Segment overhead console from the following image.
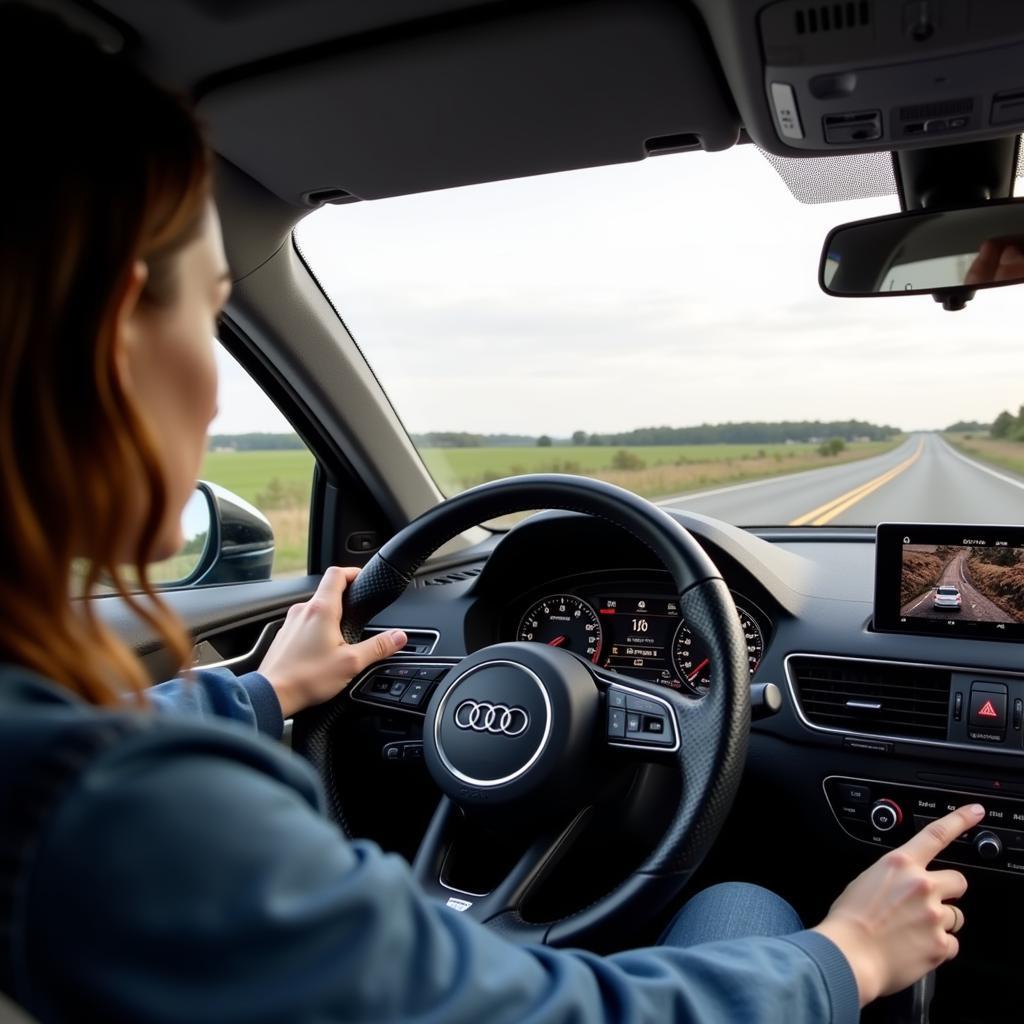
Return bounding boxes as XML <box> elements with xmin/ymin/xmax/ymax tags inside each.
<box><xmin>762</xmin><ymin>0</ymin><xmax>1024</xmax><ymax>150</ymax></box>
<box><xmin>699</xmin><ymin>0</ymin><xmax>1024</xmax><ymax>155</ymax></box>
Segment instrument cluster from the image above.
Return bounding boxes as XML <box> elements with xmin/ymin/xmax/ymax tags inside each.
<box><xmin>509</xmin><ymin>575</ymin><xmax>769</xmax><ymax>696</ymax></box>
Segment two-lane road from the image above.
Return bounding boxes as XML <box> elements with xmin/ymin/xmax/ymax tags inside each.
<box><xmin>901</xmin><ymin>550</ymin><xmax>1013</xmax><ymax>623</ymax></box>
<box><xmin>660</xmin><ymin>433</ymin><xmax>1024</xmax><ymax>526</ymax></box>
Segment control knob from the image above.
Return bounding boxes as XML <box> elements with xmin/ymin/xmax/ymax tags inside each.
<box><xmin>974</xmin><ymin>831</ymin><xmax>1002</xmax><ymax>861</ymax></box>
<box><xmin>869</xmin><ymin>799</ymin><xmax>903</xmax><ymax>833</ymax></box>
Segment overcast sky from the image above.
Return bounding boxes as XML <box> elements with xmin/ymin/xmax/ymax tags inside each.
<box><xmin>212</xmin><ymin>145</ymin><xmax>1024</xmax><ymax>437</ymax></box>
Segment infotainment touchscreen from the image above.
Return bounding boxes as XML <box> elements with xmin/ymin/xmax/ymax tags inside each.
<box><xmin>874</xmin><ymin>523</ymin><xmax>1024</xmax><ymax>640</ymax></box>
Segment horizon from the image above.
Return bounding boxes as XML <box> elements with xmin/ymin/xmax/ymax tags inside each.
<box><xmin>208</xmin><ymin>423</ymin><xmax>963</xmax><ymax>441</ymax></box>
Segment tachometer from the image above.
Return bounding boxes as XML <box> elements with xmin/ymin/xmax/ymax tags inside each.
<box><xmin>517</xmin><ymin>595</ymin><xmax>603</xmax><ymax>663</ymax></box>
<box><xmin>671</xmin><ymin>605</ymin><xmax>765</xmax><ymax>694</ymax></box>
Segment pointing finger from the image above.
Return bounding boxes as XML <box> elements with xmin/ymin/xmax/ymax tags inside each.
<box><xmin>901</xmin><ymin>805</ymin><xmax>986</xmax><ymax>865</ymax></box>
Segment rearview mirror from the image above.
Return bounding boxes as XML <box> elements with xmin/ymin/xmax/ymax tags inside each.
<box><xmin>820</xmin><ymin>198</ymin><xmax>1024</xmax><ymax>311</ymax></box>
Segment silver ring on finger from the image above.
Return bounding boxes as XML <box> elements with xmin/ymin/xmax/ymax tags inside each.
<box><xmin>946</xmin><ymin>905</ymin><xmax>964</xmax><ymax>934</ymax></box>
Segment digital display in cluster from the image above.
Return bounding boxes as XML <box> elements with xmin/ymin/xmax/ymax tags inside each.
<box><xmin>597</xmin><ymin>596</ymin><xmax>681</xmax><ymax>686</ymax></box>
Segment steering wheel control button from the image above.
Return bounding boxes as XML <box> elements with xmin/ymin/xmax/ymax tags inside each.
<box><xmin>400</xmin><ymin>681</ymin><xmax>429</xmax><ymax>706</ymax></box>
<box><xmin>607</xmin><ymin>707</ymin><xmax>626</xmax><ymax>737</ymax></box>
<box><xmin>381</xmin><ymin>741</ymin><xmax>424</xmax><ymax>762</ymax></box>
<box><xmin>608</xmin><ymin>689</ymin><xmax>627</xmax><ymax>710</ymax></box>
<box><xmin>607</xmin><ymin>696</ymin><xmax>674</xmax><ymax>747</ymax></box>
<box><xmin>414</xmin><ymin>667</ymin><xmax>445</xmax><ymax>681</ymax></box>
<box><xmin>381</xmin><ymin>665</ymin><xmax>417</xmax><ymax>679</ymax></box>
<box><xmin>975</xmin><ymin>831</ymin><xmax>1003</xmax><ymax>861</ymax></box>
<box><xmin>625</xmin><ymin>694</ymin><xmax>662</xmax><ymax>717</ymax></box>
<box><xmin>433</xmin><ymin>660</ymin><xmax>552</xmax><ymax>787</ymax></box>
<box><xmin>869</xmin><ymin>799</ymin><xmax>903</xmax><ymax>833</ymax></box>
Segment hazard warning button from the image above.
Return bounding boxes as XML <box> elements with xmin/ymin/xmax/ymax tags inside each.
<box><xmin>969</xmin><ymin>684</ymin><xmax>1007</xmax><ymax>732</ymax></box>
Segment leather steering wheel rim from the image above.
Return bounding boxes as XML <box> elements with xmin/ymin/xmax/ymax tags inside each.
<box><xmin>291</xmin><ymin>474</ymin><xmax>750</xmax><ymax>948</ymax></box>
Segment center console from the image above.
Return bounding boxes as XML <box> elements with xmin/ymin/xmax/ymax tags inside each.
<box><xmin>812</xmin><ymin>523</ymin><xmax>1024</xmax><ymax>877</ymax></box>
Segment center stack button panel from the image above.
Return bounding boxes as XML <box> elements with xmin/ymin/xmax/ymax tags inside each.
<box><xmin>824</xmin><ymin>776</ymin><xmax>1024</xmax><ymax>876</ymax></box>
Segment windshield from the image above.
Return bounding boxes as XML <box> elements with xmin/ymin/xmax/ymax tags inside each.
<box><xmin>295</xmin><ymin>145</ymin><xmax>1024</xmax><ymax>527</ymax></box>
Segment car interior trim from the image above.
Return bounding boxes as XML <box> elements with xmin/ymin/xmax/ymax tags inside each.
<box><xmin>193</xmin><ymin>619</ymin><xmax>283</xmax><ymax>672</ymax></box>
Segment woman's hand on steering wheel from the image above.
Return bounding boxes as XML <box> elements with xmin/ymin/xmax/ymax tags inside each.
<box><xmin>258</xmin><ymin>566</ymin><xmax>407</xmax><ymax>718</ymax></box>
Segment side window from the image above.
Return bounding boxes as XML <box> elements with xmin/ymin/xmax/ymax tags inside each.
<box><xmin>148</xmin><ymin>344</ymin><xmax>315</xmax><ymax>586</ymax></box>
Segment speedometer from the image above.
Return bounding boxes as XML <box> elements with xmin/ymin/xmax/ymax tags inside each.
<box><xmin>671</xmin><ymin>605</ymin><xmax>765</xmax><ymax>694</ymax></box>
<box><xmin>517</xmin><ymin>595</ymin><xmax>603</xmax><ymax>663</ymax></box>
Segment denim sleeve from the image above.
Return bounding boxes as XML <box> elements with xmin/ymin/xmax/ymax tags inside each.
<box><xmin>147</xmin><ymin>669</ymin><xmax>284</xmax><ymax>739</ymax></box>
<box><xmin>18</xmin><ymin>726</ymin><xmax>857</xmax><ymax>1024</ymax></box>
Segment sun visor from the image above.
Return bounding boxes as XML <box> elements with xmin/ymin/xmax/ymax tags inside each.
<box><xmin>198</xmin><ymin>0</ymin><xmax>740</xmax><ymax>205</ymax></box>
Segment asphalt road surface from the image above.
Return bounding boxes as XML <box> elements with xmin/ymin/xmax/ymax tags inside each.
<box><xmin>900</xmin><ymin>549</ymin><xmax>1014</xmax><ymax>623</ymax></box>
<box><xmin>660</xmin><ymin>433</ymin><xmax>1024</xmax><ymax>527</ymax></box>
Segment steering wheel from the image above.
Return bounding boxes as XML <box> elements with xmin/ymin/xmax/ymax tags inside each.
<box><xmin>292</xmin><ymin>475</ymin><xmax>750</xmax><ymax>949</ymax></box>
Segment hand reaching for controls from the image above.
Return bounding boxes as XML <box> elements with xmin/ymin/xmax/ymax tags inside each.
<box><xmin>814</xmin><ymin>803</ymin><xmax>984</xmax><ymax>1007</ymax></box>
<box><xmin>258</xmin><ymin>566</ymin><xmax>407</xmax><ymax>718</ymax></box>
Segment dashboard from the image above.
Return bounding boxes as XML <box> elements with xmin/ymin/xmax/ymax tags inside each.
<box><xmin>350</xmin><ymin>506</ymin><xmax>1024</xmax><ymax>1017</ymax></box>
<box><xmin>504</xmin><ymin>575</ymin><xmax>769</xmax><ymax>696</ymax></box>
<box><xmin>364</xmin><ymin>508</ymin><xmax>1024</xmax><ymax>879</ymax></box>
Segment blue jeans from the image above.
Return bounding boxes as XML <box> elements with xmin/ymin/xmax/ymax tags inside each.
<box><xmin>660</xmin><ymin>882</ymin><xmax>804</xmax><ymax>947</ymax></box>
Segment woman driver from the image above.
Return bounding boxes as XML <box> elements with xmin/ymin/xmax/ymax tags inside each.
<box><xmin>0</xmin><ymin>7</ymin><xmax>980</xmax><ymax>1022</ymax></box>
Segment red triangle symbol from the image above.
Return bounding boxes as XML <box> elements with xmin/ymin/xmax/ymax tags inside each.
<box><xmin>978</xmin><ymin>699</ymin><xmax>999</xmax><ymax>719</ymax></box>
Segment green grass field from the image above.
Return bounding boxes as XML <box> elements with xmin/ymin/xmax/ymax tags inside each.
<box><xmin>202</xmin><ymin>449</ymin><xmax>316</xmax><ymax>502</ymax></box>
<box><xmin>419</xmin><ymin>440</ymin><xmax>902</xmax><ymax>496</ymax></box>
<box><xmin>201</xmin><ymin>450</ymin><xmax>315</xmax><ymax>576</ymax></box>
<box><xmin>195</xmin><ymin>440</ymin><xmax>901</xmax><ymax>575</ymax></box>
<box><xmin>944</xmin><ymin>433</ymin><xmax>1024</xmax><ymax>476</ymax></box>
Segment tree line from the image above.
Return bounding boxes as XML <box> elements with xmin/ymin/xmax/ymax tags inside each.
<box><xmin>437</xmin><ymin>421</ymin><xmax>899</xmax><ymax>448</ymax></box>
<box><xmin>947</xmin><ymin>409</ymin><xmax>1024</xmax><ymax>440</ymax></box>
<box><xmin>212</xmin><ymin>421</ymin><xmax>901</xmax><ymax>451</ymax></box>
<box><xmin>208</xmin><ymin>433</ymin><xmax>305</xmax><ymax>451</ymax></box>
<box><xmin>989</xmin><ymin>408</ymin><xmax>1024</xmax><ymax>441</ymax></box>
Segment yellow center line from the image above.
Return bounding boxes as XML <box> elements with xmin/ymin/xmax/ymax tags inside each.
<box><xmin>788</xmin><ymin>441</ymin><xmax>924</xmax><ymax>527</ymax></box>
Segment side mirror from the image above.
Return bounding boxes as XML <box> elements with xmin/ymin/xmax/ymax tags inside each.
<box><xmin>151</xmin><ymin>482</ymin><xmax>275</xmax><ymax>588</ymax></box>
<box><xmin>820</xmin><ymin>197</ymin><xmax>1024</xmax><ymax>311</ymax></box>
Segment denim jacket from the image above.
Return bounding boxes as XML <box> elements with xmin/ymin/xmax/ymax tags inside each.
<box><xmin>0</xmin><ymin>664</ymin><xmax>857</xmax><ymax>1023</ymax></box>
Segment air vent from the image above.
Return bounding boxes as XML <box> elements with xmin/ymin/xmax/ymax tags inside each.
<box><xmin>898</xmin><ymin>98</ymin><xmax>974</xmax><ymax>122</ymax></box>
<box><xmin>795</xmin><ymin>2</ymin><xmax>871</xmax><ymax>35</ymax></box>
<box><xmin>423</xmin><ymin>566</ymin><xmax>483</xmax><ymax>587</ymax></box>
<box><xmin>362</xmin><ymin>627</ymin><xmax>438</xmax><ymax>655</ymax></box>
<box><xmin>789</xmin><ymin>657</ymin><xmax>951</xmax><ymax>741</ymax></box>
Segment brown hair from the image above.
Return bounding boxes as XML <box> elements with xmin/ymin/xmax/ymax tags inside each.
<box><xmin>0</xmin><ymin>6</ymin><xmax>211</xmax><ymax>703</ymax></box>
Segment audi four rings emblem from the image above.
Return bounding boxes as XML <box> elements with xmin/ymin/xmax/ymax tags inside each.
<box><xmin>454</xmin><ymin>700</ymin><xmax>530</xmax><ymax>737</ymax></box>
